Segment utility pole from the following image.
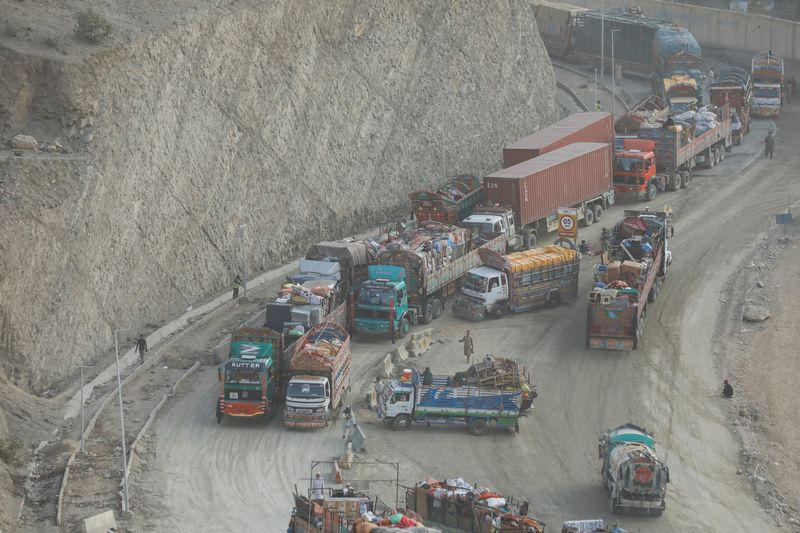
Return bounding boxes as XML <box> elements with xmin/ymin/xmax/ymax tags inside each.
<box><xmin>611</xmin><ymin>29</ymin><xmax>620</xmax><ymax>118</ymax></box>
<box><xmin>600</xmin><ymin>0</ymin><xmax>605</xmax><ymax>78</ymax></box>
<box><xmin>440</xmin><ymin>92</ymin><xmax>446</xmax><ymax>183</ymax></box>
<box><xmin>239</xmin><ymin>224</ymin><xmax>248</xmax><ymax>298</ymax></box>
<box><xmin>75</xmin><ymin>364</ymin><xmax>93</xmax><ymax>453</ymax></box>
<box><xmin>113</xmin><ymin>327</ymin><xmax>130</xmax><ymax>513</ymax></box>
<box><xmin>594</xmin><ymin>68</ymin><xmax>598</xmax><ymax>110</ymax></box>
<box><xmin>472</xmin><ymin>133</ymin><xmax>481</xmax><ymax>180</ymax></box>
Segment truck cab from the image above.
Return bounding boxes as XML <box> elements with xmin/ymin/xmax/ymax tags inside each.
<box><xmin>613</xmin><ymin>142</ymin><xmax>658</xmax><ymax>201</ymax></box>
<box><xmin>284</xmin><ymin>375</ymin><xmax>331</xmax><ymax>426</ymax></box>
<box><xmin>375</xmin><ymin>378</ymin><xmax>414</xmax><ymax>426</ymax></box>
<box><xmin>457</xmin><ymin>266</ymin><xmax>509</xmax><ymax>319</ymax></box>
<box><xmin>354</xmin><ymin>266</ymin><xmax>412</xmax><ymax>338</ymax></box>
<box><xmin>461</xmin><ymin>207</ymin><xmax>520</xmax><ymax>249</ymax></box>
<box><xmin>752</xmin><ymin>83</ymin><xmax>782</xmax><ymax>116</ymax></box>
<box><xmin>217</xmin><ymin>338</ymin><xmax>275</xmax><ymax>423</ymax></box>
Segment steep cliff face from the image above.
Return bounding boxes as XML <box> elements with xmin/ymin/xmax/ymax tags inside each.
<box><xmin>0</xmin><ymin>0</ymin><xmax>557</xmax><ymax>391</ymax></box>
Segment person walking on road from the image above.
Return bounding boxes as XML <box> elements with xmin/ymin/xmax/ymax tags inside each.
<box><xmin>135</xmin><ymin>333</ymin><xmax>148</xmax><ymax>364</ymax></box>
<box><xmin>232</xmin><ymin>274</ymin><xmax>242</xmax><ymax>299</ymax></box>
<box><xmin>342</xmin><ymin>405</ymin><xmax>354</xmax><ymax>439</ymax></box>
<box><xmin>460</xmin><ymin>330</ymin><xmax>475</xmax><ymax>365</ymax></box>
<box><xmin>595</xmin><ymin>100</ymin><xmax>603</xmax><ymax>112</ymax></box>
<box><xmin>765</xmin><ymin>131</ymin><xmax>775</xmax><ymax>160</ymax></box>
<box><xmin>311</xmin><ymin>472</ymin><xmax>324</xmax><ymax>502</ymax></box>
<box><xmin>722</xmin><ymin>379</ymin><xmax>734</xmax><ymax>399</ymax></box>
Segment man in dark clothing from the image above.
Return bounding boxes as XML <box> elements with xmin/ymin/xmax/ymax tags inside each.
<box><xmin>422</xmin><ymin>367</ymin><xmax>433</xmax><ymax>385</ymax></box>
<box><xmin>135</xmin><ymin>334</ymin><xmax>148</xmax><ymax>364</ymax></box>
<box><xmin>765</xmin><ymin>132</ymin><xmax>775</xmax><ymax>159</ymax></box>
<box><xmin>579</xmin><ymin>240</ymin><xmax>590</xmax><ymax>257</ymax></box>
<box><xmin>722</xmin><ymin>379</ymin><xmax>734</xmax><ymax>399</ymax></box>
<box><xmin>232</xmin><ymin>274</ymin><xmax>242</xmax><ymax>299</ymax></box>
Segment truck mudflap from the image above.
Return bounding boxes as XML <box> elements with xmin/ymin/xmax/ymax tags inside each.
<box><xmin>219</xmin><ymin>400</ymin><xmax>267</xmax><ymax>417</ymax></box>
<box><xmin>618</xmin><ymin>497</ymin><xmax>665</xmax><ymax>510</ymax></box>
<box><xmin>283</xmin><ymin>406</ymin><xmax>329</xmax><ymax>429</ymax></box>
<box><xmin>588</xmin><ymin>337</ymin><xmax>635</xmax><ymax>351</ymax></box>
<box><xmin>451</xmin><ymin>295</ymin><xmax>486</xmax><ymax>321</ymax></box>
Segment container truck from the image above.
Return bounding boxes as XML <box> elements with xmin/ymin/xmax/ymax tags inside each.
<box><xmin>586</xmin><ymin>210</ymin><xmax>671</xmax><ymax>351</ymax></box>
<box><xmin>283</xmin><ymin>322</ymin><xmax>351</xmax><ymax>429</ymax></box>
<box><xmin>375</xmin><ymin>364</ymin><xmax>528</xmax><ymax>436</ymax></box>
<box><xmin>409</xmin><ymin>174</ymin><xmax>483</xmax><ymax>225</ymax></box>
<box><xmin>452</xmin><ymin>246</ymin><xmax>579</xmax><ymax>320</ymax></box>
<box><xmin>503</xmin><ymin>112</ymin><xmax>613</xmax><ymax>168</ymax></box>
<box><xmin>216</xmin><ymin>327</ymin><xmax>282</xmax><ymax>423</ymax></box>
<box><xmin>473</xmin><ymin>142</ymin><xmax>614</xmax><ymax>249</ymax></box>
<box><xmin>751</xmin><ymin>52</ymin><xmax>784</xmax><ymax>117</ymax></box>
<box><xmin>531</xmin><ymin>0</ymin><xmax>588</xmax><ymax>59</ymax></box>
<box><xmin>599</xmin><ymin>423</ymin><xmax>669</xmax><ymax>516</ymax></box>
<box><xmin>354</xmin><ymin>225</ymin><xmax>507</xmax><ymax>336</ymax></box>
<box><xmin>710</xmin><ymin>67</ymin><xmax>752</xmax><ymax>145</ymax></box>
<box><xmin>613</xmin><ymin>104</ymin><xmax>732</xmax><ymax>201</ymax></box>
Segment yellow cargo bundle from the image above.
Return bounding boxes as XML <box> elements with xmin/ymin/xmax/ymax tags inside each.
<box><xmin>505</xmin><ymin>245</ymin><xmax>575</xmax><ymax>272</ymax></box>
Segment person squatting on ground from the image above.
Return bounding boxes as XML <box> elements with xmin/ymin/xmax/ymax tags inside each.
<box><xmin>722</xmin><ymin>379</ymin><xmax>734</xmax><ymax>399</ymax></box>
<box><xmin>135</xmin><ymin>333</ymin><xmax>148</xmax><ymax>364</ymax></box>
<box><xmin>460</xmin><ymin>330</ymin><xmax>475</xmax><ymax>365</ymax></box>
<box><xmin>765</xmin><ymin>131</ymin><xmax>775</xmax><ymax>160</ymax></box>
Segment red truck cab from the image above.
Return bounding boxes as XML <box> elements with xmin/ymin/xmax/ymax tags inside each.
<box><xmin>613</xmin><ymin>139</ymin><xmax>658</xmax><ymax>201</ymax></box>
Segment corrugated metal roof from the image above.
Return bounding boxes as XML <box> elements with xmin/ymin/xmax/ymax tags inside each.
<box><xmin>489</xmin><ymin>142</ymin><xmax>609</xmax><ymax>179</ymax></box>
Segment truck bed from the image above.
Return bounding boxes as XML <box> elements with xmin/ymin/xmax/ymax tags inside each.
<box><xmin>416</xmin><ymin>375</ymin><xmax>523</xmax><ymax>416</ymax></box>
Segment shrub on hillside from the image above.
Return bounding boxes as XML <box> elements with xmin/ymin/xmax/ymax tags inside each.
<box><xmin>74</xmin><ymin>9</ymin><xmax>112</xmax><ymax>43</ymax></box>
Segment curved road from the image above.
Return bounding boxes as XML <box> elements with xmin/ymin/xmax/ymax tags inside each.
<box><xmin>132</xmin><ymin>113</ymin><xmax>796</xmax><ymax>532</ymax></box>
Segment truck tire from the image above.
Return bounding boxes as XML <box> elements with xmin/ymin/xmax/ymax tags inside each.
<box><xmin>431</xmin><ymin>298</ymin><xmax>443</xmax><ymax>319</ymax></box>
<box><xmin>489</xmin><ymin>305</ymin><xmax>506</xmax><ymax>320</ymax></box>
<box><xmin>609</xmin><ymin>494</ymin><xmax>622</xmax><ymax>515</ymax></box>
<box><xmin>468</xmin><ymin>418</ymin><xmax>490</xmax><ymax>436</ymax></box>
<box><xmin>420</xmin><ymin>302</ymin><xmax>433</xmax><ymax>324</ymax></box>
<box><xmin>545</xmin><ymin>291</ymin><xmax>562</xmax><ymax>308</ymax></box>
<box><xmin>392</xmin><ymin>414</ymin><xmax>411</xmax><ymax>431</ymax></box>
<box><xmin>554</xmin><ymin>238</ymin><xmax>575</xmax><ymax>250</ymax></box>
<box><xmin>646</xmin><ymin>182</ymin><xmax>658</xmax><ymax>201</ymax></box>
<box><xmin>709</xmin><ymin>148</ymin><xmax>717</xmax><ymax>168</ymax></box>
<box><xmin>593</xmin><ymin>203</ymin><xmax>603</xmax><ymax>221</ymax></box>
<box><xmin>652</xmin><ymin>507</ymin><xmax>664</xmax><ymax>517</ymax></box>
<box><xmin>524</xmin><ymin>228</ymin><xmax>538</xmax><ymax>249</ymax></box>
<box><xmin>679</xmin><ymin>171</ymin><xmax>690</xmax><ymax>189</ymax></box>
<box><xmin>397</xmin><ymin>317</ymin><xmax>410</xmax><ymax>339</ymax></box>
<box><xmin>580</xmin><ymin>208</ymin><xmax>594</xmax><ymax>227</ymax></box>
<box><xmin>719</xmin><ymin>145</ymin><xmax>726</xmax><ymax>161</ymax></box>
<box><xmin>633</xmin><ymin>310</ymin><xmax>646</xmax><ymax>350</ymax></box>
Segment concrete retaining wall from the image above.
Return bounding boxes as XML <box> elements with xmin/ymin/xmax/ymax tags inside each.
<box><xmin>571</xmin><ymin>0</ymin><xmax>800</xmax><ymax>61</ymax></box>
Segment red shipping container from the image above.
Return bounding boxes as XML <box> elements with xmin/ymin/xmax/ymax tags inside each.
<box><xmin>485</xmin><ymin>143</ymin><xmax>612</xmax><ymax>227</ymax></box>
<box><xmin>503</xmin><ymin>112</ymin><xmax>613</xmax><ymax>168</ymax></box>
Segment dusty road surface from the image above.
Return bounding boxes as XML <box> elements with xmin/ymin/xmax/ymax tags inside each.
<box><xmin>126</xmin><ymin>107</ymin><xmax>800</xmax><ymax>532</ymax></box>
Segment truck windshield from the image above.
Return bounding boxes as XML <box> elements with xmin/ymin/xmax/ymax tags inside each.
<box><xmin>287</xmin><ymin>382</ymin><xmax>326</xmax><ymax>399</ymax></box>
<box><xmin>225</xmin><ymin>365</ymin><xmax>262</xmax><ymax>385</ymax></box>
<box><xmin>463</xmin><ymin>272</ymin><xmax>489</xmax><ymax>293</ymax></box>
<box><xmin>613</xmin><ymin>156</ymin><xmax>644</xmax><ymax>172</ymax></box>
<box><xmin>357</xmin><ymin>287</ymin><xmax>395</xmax><ymax>306</ymax></box>
<box><xmin>463</xmin><ymin>221</ymin><xmax>495</xmax><ymax>233</ymax></box>
<box><xmin>754</xmin><ymin>87</ymin><xmax>780</xmax><ymax>98</ymax></box>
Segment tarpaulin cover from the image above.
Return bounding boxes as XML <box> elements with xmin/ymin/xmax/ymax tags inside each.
<box><xmin>307</xmin><ymin>240</ymin><xmax>370</xmax><ymax>266</ymax></box>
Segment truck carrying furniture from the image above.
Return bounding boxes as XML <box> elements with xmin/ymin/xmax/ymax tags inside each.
<box><xmin>586</xmin><ymin>210</ymin><xmax>671</xmax><ymax>351</ymax></box>
<box><xmin>374</xmin><ymin>360</ymin><xmax>530</xmax><ymax>436</ymax></box>
<box><xmin>751</xmin><ymin>52</ymin><xmax>784</xmax><ymax>117</ymax></box>
<box><xmin>477</xmin><ymin>142</ymin><xmax>614</xmax><ymax>249</ymax></box>
<box><xmin>614</xmin><ymin>104</ymin><xmax>732</xmax><ymax>201</ymax></box>
<box><xmin>599</xmin><ymin>423</ymin><xmax>669</xmax><ymax>516</ymax></box>
<box><xmin>354</xmin><ymin>223</ymin><xmax>507</xmax><ymax>336</ymax></box>
<box><xmin>283</xmin><ymin>322</ymin><xmax>351</xmax><ymax>429</ymax></box>
<box><xmin>503</xmin><ymin>112</ymin><xmax>613</xmax><ymax>168</ymax></box>
<box><xmin>410</xmin><ymin>174</ymin><xmax>483</xmax><ymax>225</ymax></box>
<box><xmin>452</xmin><ymin>245</ymin><xmax>579</xmax><ymax>320</ymax></box>
<box><xmin>652</xmin><ymin>73</ymin><xmax>699</xmax><ymax>113</ymax></box>
<box><xmin>710</xmin><ymin>67</ymin><xmax>752</xmax><ymax>145</ymax></box>
<box><xmin>216</xmin><ymin>327</ymin><xmax>282</xmax><ymax>423</ymax></box>
<box><xmin>614</xmin><ymin>95</ymin><xmax>669</xmax><ymax>134</ymax></box>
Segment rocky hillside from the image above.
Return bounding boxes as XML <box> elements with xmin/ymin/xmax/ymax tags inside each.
<box><xmin>0</xmin><ymin>0</ymin><xmax>557</xmax><ymax>394</ymax></box>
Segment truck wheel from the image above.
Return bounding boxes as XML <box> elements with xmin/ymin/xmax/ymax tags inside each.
<box><xmin>719</xmin><ymin>146</ymin><xmax>726</xmax><ymax>160</ymax></box>
<box><xmin>709</xmin><ymin>149</ymin><xmax>717</xmax><ymax>168</ymax></box>
<box><xmin>489</xmin><ymin>305</ymin><xmax>506</xmax><ymax>319</ymax></box>
<box><xmin>554</xmin><ymin>238</ymin><xmax>575</xmax><ymax>250</ymax></box>
<box><xmin>524</xmin><ymin>228</ymin><xmax>538</xmax><ymax>249</ymax></box>
<box><xmin>609</xmin><ymin>494</ymin><xmax>622</xmax><ymax>515</ymax></box>
<box><xmin>651</xmin><ymin>508</ymin><xmax>664</xmax><ymax>517</ymax></box>
<box><xmin>468</xmin><ymin>418</ymin><xmax>490</xmax><ymax>436</ymax></box>
<box><xmin>647</xmin><ymin>280</ymin><xmax>659</xmax><ymax>303</ymax></box>
<box><xmin>646</xmin><ymin>182</ymin><xmax>658</xmax><ymax>201</ymax></box>
<box><xmin>545</xmin><ymin>291</ymin><xmax>562</xmax><ymax>309</ymax></box>
<box><xmin>392</xmin><ymin>414</ymin><xmax>411</xmax><ymax>431</ymax></box>
<box><xmin>679</xmin><ymin>171</ymin><xmax>690</xmax><ymax>189</ymax></box>
<box><xmin>431</xmin><ymin>298</ymin><xmax>443</xmax><ymax>319</ymax></box>
<box><xmin>397</xmin><ymin>317</ymin><xmax>410</xmax><ymax>339</ymax></box>
<box><xmin>420</xmin><ymin>302</ymin><xmax>433</xmax><ymax>324</ymax></box>
<box><xmin>580</xmin><ymin>208</ymin><xmax>594</xmax><ymax>227</ymax></box>
<box><xmin>593</xmin><ymin>203</ymin><xmax>603</xmax><ymax>221</ymax></box>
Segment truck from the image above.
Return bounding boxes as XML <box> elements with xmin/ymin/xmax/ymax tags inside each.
<box><xmin>283</xmin><ymin>322</ymin><xmax>351</xmax><ymax>429</ymax></box>
<box><xmin>614</xmin><ymin>95</ymin><xmax>669</xmax><ymax>134</ymax></box>
<box><xmin>375</xmin><ymin>362</ymin><xmax>529</xmax><ymax>436</ymax></box>
<box><xmin>475</xmin><ymin>142</ymin><xmax>614</xmax><ymax>249</ymax></box>
<box><xmin>710</xmin><ymin>67</ymin><xmax>752</xmax><ymax>145</ymax></box>
<box><xmin>652</xmin><ymin>73</ymin><xmax>699</xmax><ymax>113</ymax></box>
<box><xmin>599</xmin><ymin>423</ymin><xmax>670</xmax><ymax>516</ymax></box>
<box><xmin>751</xmin><ymin>52</ymin><xmax>784</xmax><ymax>117</ymax></box>
<box><xmin>452</xmin><ymin>246</ymin><xmax>579</xmax><ymax>320</ymax></box>
<box><xmin>354</xmin><ymin>225</ymin><xmax>507</xmax><ymax>336</ymax></box>
<box><xmin>503</xmin><ymin>112</ymin><xmax>613</xmax><ymax>168</ymax></box>
<box><xmin>409</xmin><ymin>174</ymin><xmax>483</xmax><ymax>225</ymax></box>
<box><xmin>216</xmin><ymin>327</ymin><xmax>282</xmax><ymax>423</ymax></box>
<box><xmin>586</xmin><ymin>210</ymin><xmax>671</xmax><ymax>351</ymax></box>
<box><xmin>532</xmin><ymin>0</ymin><xmax>588</xmax><ymax>59</ymax></box>
<box><xmin>613</xmin><ymin>104</ymin><xmax>732</xmax><ymax>201</ymax></box>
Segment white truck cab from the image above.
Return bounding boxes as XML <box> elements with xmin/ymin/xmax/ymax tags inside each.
<box><xmin>461</xmin><ymin>266</ymin><xmax>509</xmax><ymax>311</ymax></box>
<box><xmin>285</xmin><ymin>375</ymin><xmax>331</xmax><ymax>413</ymax></box>
<box><xmin>461</xmin><ymin>207</ymin><xmax>520</xmax><ymax>249</ymax></box>
<box><xmin>376</xmin><ymin>379</ymin><xmax>414</xmax><ymax>421</ymax></box>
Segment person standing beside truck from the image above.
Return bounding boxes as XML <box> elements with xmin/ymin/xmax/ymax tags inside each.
<box><xmin>460</xmin><ymin>330</ymin><xmax>475</xmax><ymax>365</ymax></box>
<box><xmin>765</xmin><ymin>131</ymin><xmax>775</xmax><ymax>160</ymax></box>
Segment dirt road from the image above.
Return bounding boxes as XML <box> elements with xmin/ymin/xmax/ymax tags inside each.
<box><xmin>126</xmin><ymin>110</ymin><xmax>800</xmax><ymax>532</ymax></box>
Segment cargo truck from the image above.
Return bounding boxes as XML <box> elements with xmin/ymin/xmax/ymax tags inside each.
<box><xmin>532</xmin><ymin>0</ymin><xmax>588</xmax><ymax>59</ymax></box>
<box><xmin>472</xmin><ymin>142</ymin><xmax>614</xmax><ymax>249</ymax></box>
<box><xmin>410</xmin><ymin>174</ymin><xmax>483</xmax><ymax>225</ymax></box>
<box><xmin>599</xmin><ymin>423</ymin><xmax>669</xmax><ymax>516</ymax></box>
<box><xmin>503</xmin><ymin>112</ymin><xmax>613</xmax><ymax>168</ymax></box>
<box><xmin>452</xmin><ymin>246</ymin><xmax>579</xmax><ymax>320</ymax></box>
<box><xmin>216</xmin><ymin>327</ymin><xmax>282</xmax><ymax>423</ymax></box>
<box><xmin>652</xmin><ymin>73</ymin><xmax>699</xmax><ymax>113</ymax></box>
<box><xmin>375</xmin><ymin>365</ymin><xmax>527</xmax><ymax>436</ymax></box>
<box><xmin>751</xmin><ymin>52</ymin><xmax>784</xmax><ymax>117</ymax></box>
<box><xmin>283</xmin><ymin>322</ymin><xmax>351</xmax><ymax>429</ymax></box>
<box><xmin>354</xmin><ymin>226</ymin><xmax>507</xmax><ymax>336</ymax></box>
<box><xmin>710</xmin><ymin>67</ymin><xmax>752</xmax><ymax>145</ymax></box>
<box><xmin>586</xmin><ymin>210</ymin><xmax>671</xmax><ymax>351</ymax></box>
<box><xmin>613</xmin><ymin>104</ymin><xmax>732</xmax><ymax>201</ymax></box>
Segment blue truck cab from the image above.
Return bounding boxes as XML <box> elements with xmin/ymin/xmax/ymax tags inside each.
<box><xmin>354</xmin><ymin>265</ymin><xmax>413</xmax><ymax>338</ymax></box>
